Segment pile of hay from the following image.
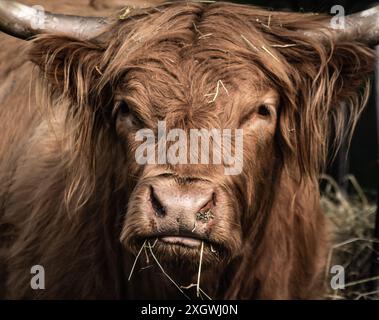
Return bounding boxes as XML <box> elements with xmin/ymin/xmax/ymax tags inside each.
<box><xmin>321</xmin><ymin>175</ymin><xmax>379</xmax><ymax>300</ymax></box>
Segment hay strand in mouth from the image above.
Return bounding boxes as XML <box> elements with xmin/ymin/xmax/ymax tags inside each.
<box><xmin>197</xmin><ymin>241</ymin><xmax>204</xmax><ymax>298</ymax></box>
<box><xmin>147</xmin><ymin>241</ymin><xmax>190</xmax><ymax>300</ymax></box>
<box><xmin>144</xmin><ymin>246</ymin><xmax>150</xmax><ymax>264</ymax></box>
<box><xmin>180</xmin><ymin>283</ymin><xmax>213</xmax><ymax>300</ymax></box>
<box><xmin>181</xmin><ymin>283</ymin><xmax>197</xmax><ymax>290</ymax></box>
<box><xmin>151</xmin><ymin>238</ymin><xmax>158</xmax><ymax>248</ymax></box>
<box><xmin>199</xmin><ymin>288</ymin><xmax>212</xmax><ymax>300</ymax></box>
<box><xmin>128</xmin><ymin>239</ymin><xmax>146</xmax><ymax>281</ymax></box>
<box><xmin>139</xmin><ymin>265</ymin><xmax>153</xmax><ymax>272</ymax></box>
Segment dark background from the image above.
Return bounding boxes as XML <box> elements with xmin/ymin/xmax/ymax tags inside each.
<box><xmin>235</xmin><ymin>0</ymin><xmax>379</xmax><ymax>197</ymax></box>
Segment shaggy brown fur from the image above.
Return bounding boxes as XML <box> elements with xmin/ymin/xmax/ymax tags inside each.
<box><xmin>0</xmin><ymin>1</ymin><xmax>375</xmax><ymax>299</ymax></box>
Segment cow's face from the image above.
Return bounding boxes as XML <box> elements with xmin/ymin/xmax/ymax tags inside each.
<box><xmin>28</xmin><ymin>2</ymin><xmax>374</xmax><ymax>276</ymax></box>
<box><xmin>117</xmin><ymin>62</ymin><xmax>280</xmax><ymax>268</ymax></box>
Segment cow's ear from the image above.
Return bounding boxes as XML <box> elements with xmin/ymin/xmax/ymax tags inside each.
<box><xmin>276</xmin><ymin>38</ymin><xmax>375</xmax><ymax>179</ymax></box>
<box><xmin>28</xmin><ymin>35</ymin><xmax>104</xmax><ymax>104</ymax></box>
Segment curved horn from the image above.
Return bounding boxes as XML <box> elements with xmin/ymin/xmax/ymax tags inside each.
<box><xmin>0</xmin><ymin>0</ymin><xmax>108</xmax><ymax>40</ymax></box>
<box><xmin>305</xmin><ymin>5</ymin><xmax>379</xmax><ymax>46</ymax></box>
<box><xmin>340</xmin><ymin>6</ymin><xmax>379</xmax><ymax>45</ymax></box>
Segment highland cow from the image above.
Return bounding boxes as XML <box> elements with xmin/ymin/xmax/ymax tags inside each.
<box><xmin>0</xmin><ymin>0</ymin><xmax>377</xmax><ymax>299</ymax></box>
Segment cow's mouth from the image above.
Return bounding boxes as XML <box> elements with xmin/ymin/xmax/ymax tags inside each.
<box><xmin>145</xmin><ymin>229</ymin><xmax>214</xmax><ymax>248</ymax></box>
<box><xmin>129</xmin><ymin>232</ymin><xmax>228</xmax><ymax>265</ymax></box>
<box><xmin>141</xmin><ymin>234</ymin><xmax>224</xmax><ymax>251</ymax></box>
<box><xmin>159</xmin><ymin>235</ymin><xmax>203</xmax><ymax>248</ymax></box>
<box><xmin>146</xmin><ymin>234</ymin><xmax>224</xmax><ymax>252</ymax></box>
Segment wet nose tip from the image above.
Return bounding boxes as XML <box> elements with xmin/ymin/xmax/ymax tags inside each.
<box><xmin>149</xmin><ymin>184</ymin><xmax>216</xmax><ymax>219</ymax></box>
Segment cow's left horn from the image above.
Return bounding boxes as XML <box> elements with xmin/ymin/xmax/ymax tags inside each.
<box><xmin>305</xmin><ymin>5</ymin><xmax>379</xmax><ymax>46</ymax></box>
<box><xmin>0</xmin><ymin>0</ymin><xmax>108</xmax><ymax>40</ymax></box>
<box><xmin>333</xmin><ymin>5</ymin><xmax>379</xmax><ymax>45</ymax></box>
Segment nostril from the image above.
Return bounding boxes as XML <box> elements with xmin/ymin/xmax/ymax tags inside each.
<box><xmin>202</xmin><ymin>192</ymin><xmax>216</xmax><ymax>211</ymax></box>
<box><xmin>212</xmin><ymin>192</ymin><xmax>217</xmax><ymax>206</ymax></box>
<box><xmin>196</xmin><ymin>192</ymin><xmax>216</xmax><ymax>222</ymax></box>
<box><xmin>150</xmin><ymin>186</ymin><xmax>166</xmax><ymax>217</ymax></box>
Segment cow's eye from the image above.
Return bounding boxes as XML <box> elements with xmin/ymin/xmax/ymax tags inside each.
<box><xmin>240</xmin><ymin>103</ymin><xmax>274</xmax><ymax>127</ymax></box>
<box><xmin>116</xmin><ymin>101</ymin><xmax>141</xmax><ymax>129</ymax></box>
<box><xmin>257</xmin><ymin>104</ymin><xmax>271</xmax><ymax>117</ymax></box>
<box><xmin>118</xmin><ymin>100</ymin><xmax>130</xmax><ymax>115</ymax></box>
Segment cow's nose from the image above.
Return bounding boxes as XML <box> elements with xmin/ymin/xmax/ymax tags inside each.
<box><xmin>149</xmin><ymin>184</ymin><xmax>216</xmax><ymax>231</ymax></box>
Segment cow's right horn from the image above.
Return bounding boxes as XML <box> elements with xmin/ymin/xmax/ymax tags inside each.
<box><xmin>0</xmin><ymin>0</ymin><xmax>108</xmax><ymax>40</ymax></box>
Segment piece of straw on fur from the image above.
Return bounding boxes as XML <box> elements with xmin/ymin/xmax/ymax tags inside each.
<box><xmin>205</xmin><ymin>80</ymin><xmax>229</xmax><ymax>103</ymax></box>
<box><xmin>270</xmin><ymin>44</ymin><xmax>297</xmax><ymax>48</ymax></box>
<box><xmin>261</xmin><ymin>14</ymin><xmax>272</xmax><ymax>29</ymax></box>
<box><xmin>240</xmin><ymin>34</ymin><xmax>258</xmax><ymax>51</ymax></box>
<box><xmin>199</xmin><ymin>33</ymin><xmax>213</xmax><ymax>39</ymax></box>
<box><xmin>118</xmin><ymin>7</ymin><xmax>132</xmax><ymax>20</ymax></box>
<box><xmin>261</xmin><ymin>45</ymin><xmax>280</xmax><ymax>62</ymax></box>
